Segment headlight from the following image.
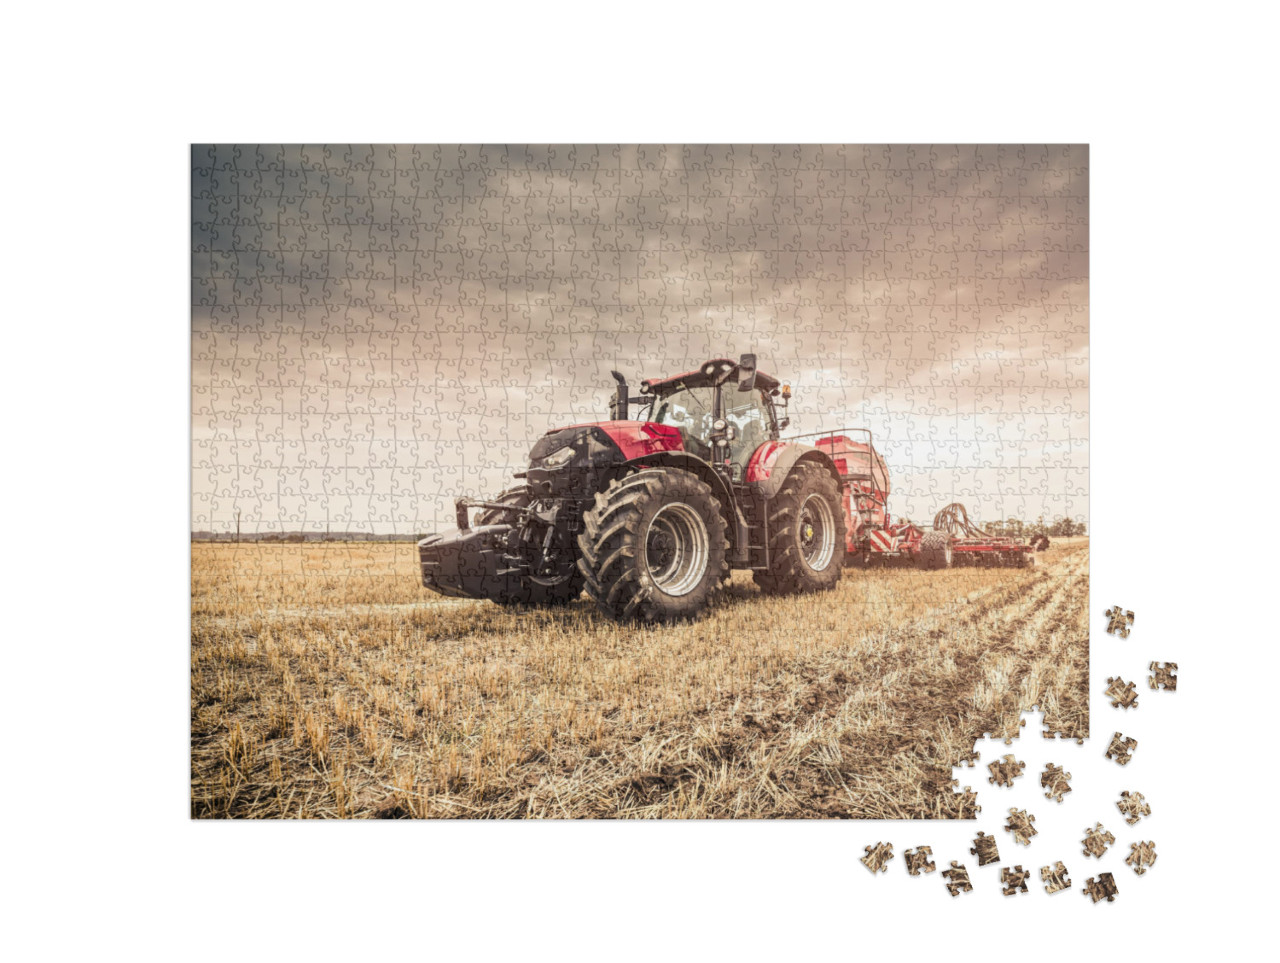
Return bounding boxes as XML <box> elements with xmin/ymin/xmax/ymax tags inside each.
<box><xmin>541</xmin><ymin>445</ymin><xmax>574</xmax><ymax>468</ymax></box>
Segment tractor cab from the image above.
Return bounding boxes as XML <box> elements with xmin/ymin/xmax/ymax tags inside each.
<box><xmin>638</xmin><ymin>356</ymin><xmax>785</xmax><ymax>482</ymax></box>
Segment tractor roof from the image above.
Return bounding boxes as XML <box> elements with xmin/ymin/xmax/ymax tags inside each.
<box><xmin>641</xmin><ymin>358</ymin><xmax>781</xmax><ymax>394</ymax></box>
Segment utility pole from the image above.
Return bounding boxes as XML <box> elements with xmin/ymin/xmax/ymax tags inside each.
<box><xmin>236</xmin><ymin>508</ymin><xmax>241</xmax><ymax>544</ymax></box>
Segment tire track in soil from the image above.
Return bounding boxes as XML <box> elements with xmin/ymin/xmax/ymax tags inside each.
<box><xmin>524</xmin><ymin>548</ymin><xmax>1090</xmax><ymax>818</ymax></box>
<box><xmin>758</xmin><ymin>550</ymin><xmax>1088</xmax><ymax>817</ymax></box>
<box><xmin>838</xmin><ymin>550</ymin><xmax>1089</xmax><ymax>818</ymax></box>
<box><xmin>602</xmin><ymin>552</ymin><xmax>1086</xmax><ymax>817</ymax></box>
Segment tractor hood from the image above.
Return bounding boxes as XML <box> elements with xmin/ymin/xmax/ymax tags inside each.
<box><xmin>533</xmin><ymin>420</ymin><xmax>684</xmax><ymax>463</ymax></box>
<box><xmin>526</xmin><ymin>421</ymin><xmax>685</xmax><ymax>499</ymax></box>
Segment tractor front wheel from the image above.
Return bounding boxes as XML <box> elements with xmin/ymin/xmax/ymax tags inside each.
<box><xmin>577</xmin><ymin>468</ymin><xmax>729</xmax><ymax>622</ymax></box>
<box><xmin>754</xmin><ymin>462</ymin><xmax>846</xmax><ymax>595</ymax></box>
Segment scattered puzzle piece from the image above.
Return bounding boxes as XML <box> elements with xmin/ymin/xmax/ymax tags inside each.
<box><xmin>1004</xmin><ymin>808</ymin><xmax>1038</xmax><ymax>846</ymax></box>
<box><xmin>1117</xmin><ymin>791</ymin><xmax>1151</xmax><ymax>825</ymax></box>
<box><xmin>1105</xmin><ymin>731</ymin><xmax>1137</xmax><ymax>765</ymax></box>
<box><xmin>1105</xmin><ymin>606</ymin><xmax>1134</xmax><ymax>637</ymax></box>
<box><xmin>1082</xmin><ymin>823</ymin><xmax>1115</xmax><ymax>859</ymax></box>
<box><xmin>1125</xmin><ymin>841</ymin><xmax>1157</xmax><ymax>875</ymax></box>
<box><xmin>1149</xmin><ymin>662</ymin><xmax>1178</xmax><ymax>691</ymax></box>
<box><xmin>903</xmin><ymin>846</ymin><xmax>936</xmax><ymax>876</ymax></box>
<box><xmin>942</xmin><ymin>861</ymin><xmax>972</xmax><ymax>897</ymax></box>
<box><xmin>970</xmin><ymin>831</ymin><xmax>1001</xmax><ymax>866</ymax></box>
<box><xmin>987</xmin><ymin>753</ymin><xmax>1026</xmax><ymax>788</ymax></box>
<box><xmin>1104</xmin><ymin>676</ymin><xmax>1139</xmax><ymax>709</ymax></box>
<box><xmin>1041</xmin><ymin>861</ymin><xmax>1072</xmax><ymax>894</ymax></box>
<box><xmin>1040</xmin><ymin>763</ymin><xmax>1073</xmax><ymax>803</ymax></box>
<box><xmin>861</xmin><ymin>842</ymin><xmax>893</xmax><ymax>873</ymax></box>
<box><xmin>1082</xmin><ymin>872</ymin><xmax>1119</xmax><ymax>903</ymax></box>
<box><xmin>1001</xmin><ymin>865</ymin><xmax>1031</xmax><ymax>895</ymax></box>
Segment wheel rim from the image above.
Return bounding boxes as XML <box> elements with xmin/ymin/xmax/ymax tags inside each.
<box><xmin>798</xmin><ymin>493</ymin><xmax>836</xmax><ymax>571</ymax></box>
<box><xmin>644</xmin><ymin>502</ymin><xmax>710</xmax><ymax>596</ymax></box>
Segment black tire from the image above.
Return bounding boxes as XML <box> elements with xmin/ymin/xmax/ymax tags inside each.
<box><xmin>577</xmin><ymin>468</ymin><xmax>729</xmax><ymax>622</ymax></box>
<box><xmin>915</xmin><ymin>531</ymin><xmax>953</xmax><ymax>570</ymax></box>
<box><xmin>753</xmin><ymin>462</ymin><xmax>846</xmax><ymax>595</ymax></box>
<box><xmin>478</xmin><ymin>486</ymin><xmax>584</xmax><ymax>606</ymax></box>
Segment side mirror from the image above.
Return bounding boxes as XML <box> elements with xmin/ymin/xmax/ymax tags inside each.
<box><xmin>738</xmin><ymin>353</ymin><xmax>757</xmax><ymax>392</ymax></box>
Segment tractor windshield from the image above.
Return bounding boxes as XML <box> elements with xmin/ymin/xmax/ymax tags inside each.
<box><xmin>651</xmin><ymin>384</ymin><xmax>716</xmax><ymax>460</ymax></box>
<box><xmin>724</xmin><ymin>387</ymin><xmax>773</xmax><ymax>479</ymax></box>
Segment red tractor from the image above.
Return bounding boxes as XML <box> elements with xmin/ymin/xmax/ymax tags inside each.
<box><xmin>418</xmin><ymin>354</ymin><xmax>850</xmax><ymax>622</ymax></box>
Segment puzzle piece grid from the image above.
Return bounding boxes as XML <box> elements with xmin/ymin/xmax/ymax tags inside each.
<box><xmin>191</xmin><ymin>145</ymin><xmax>1087</xmax><ymax>543</ymax></box>
<box><xmin>190</xmin><ymin>146</ymin><xmax>1099</xmax><ymax>835</ymax></box>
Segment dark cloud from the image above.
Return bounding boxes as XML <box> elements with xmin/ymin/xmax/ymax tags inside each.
<box><xmin>193</xmin><ymin>145</ymin><xmax>1087</xmax><ymax>534</ymax></box>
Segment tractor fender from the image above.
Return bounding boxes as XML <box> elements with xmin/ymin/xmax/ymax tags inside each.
<box><xmin>616</xmin><ymin>451</ymin><xmax>741</xmax><ymax>550</ymax></box>
<box><xmin>747</xmin><ymin>443</ymin><xmax>843</xmax><ymax>501</ymax></box>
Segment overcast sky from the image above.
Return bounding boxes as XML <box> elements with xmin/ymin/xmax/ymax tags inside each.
<box><xmin>192</xmin><ymin>145</ymin><xmax>1087</xmax><ymax>535</ymax></box>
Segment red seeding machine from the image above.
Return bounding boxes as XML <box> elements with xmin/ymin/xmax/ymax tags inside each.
<box><xmin>797</xmin><ymin>432</ymin><xmax>956</xmax><ymax>569</ymax></box>
<box><xmin>805</xmin><ymin>433</ymin><xmax>1039</xmax><ymax>568</ymax></box>
<box><xmin>931</xmin><ymin>502</ymin><xmax>1040</xmax><ymax>567</ymax></box>
<box><xmin>418</xmin><ymin>354</ymin><xmax>1041</xmax><ymax>622</ymax></box>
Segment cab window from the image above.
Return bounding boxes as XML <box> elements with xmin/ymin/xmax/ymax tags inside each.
<box><xmin>724</xmin><ymin>388</ymin><xmax>772</xmax><ymax>479</ymax></box>
<box><xmin>652</xmin><ymin>385</ymin><xmax>715</xmax><ymax>460</ymax></box>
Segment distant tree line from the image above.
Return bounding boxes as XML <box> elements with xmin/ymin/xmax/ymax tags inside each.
<box><xmin>191</xmin><ymin>531</ymin><xmax>420</xmax><ymax>543</ymax></box>
<box><xmin>983</xmin><ymin>516</ymin><xmax>1086</xmax><ymax>538</ymax></box>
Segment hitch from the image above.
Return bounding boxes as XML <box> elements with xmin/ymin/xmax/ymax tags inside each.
<box><xmin>454</xmin><ymin>497</ymin><xmax>548</xmax><ymax>531</ymax></box>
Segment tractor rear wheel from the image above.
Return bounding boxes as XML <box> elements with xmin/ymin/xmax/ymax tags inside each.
<box><xmin>915</xmin><ymin>531</ymin><xmax>953</xmax><ymax>570</ymax></box>
<box><xmin>753</xmin><ymin>462</ymin><xmax>846</xmax><ymax>595</ymax></box>
<box><xmin>577</xmin><ymin>468</ymin><xmax>729</xmax><ymax>622</ymax></box>
<box><xmin>478</xmin><ymin>486</ymin><xmax>584</xmax><ymax>606</ymax></box>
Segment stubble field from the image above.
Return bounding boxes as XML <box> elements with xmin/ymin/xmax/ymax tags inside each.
<box><xmin>191</xmin><ymin>538</ymin><xmax>1088</xmax><ymax>818</ymax></box>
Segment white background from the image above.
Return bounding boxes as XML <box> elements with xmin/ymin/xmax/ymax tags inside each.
<box><xmin>5</xmin><ymin>1</ymin><xmax>1275</xmax><ymax>957</ymax></box>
